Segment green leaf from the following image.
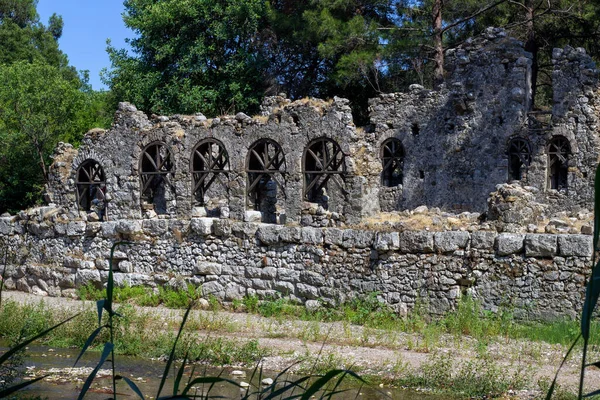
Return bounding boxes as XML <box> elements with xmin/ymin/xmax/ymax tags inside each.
<box><xmin>300</xmin><ymin>370</ymin><xmax>364</xmax><ymax>400</ymax></box>
<box><xmin>73</xmin><ymin>324</ymin><xmax>107</xmax><ymax>367</ymax></box>
<box><xmin>77</xmin><ymin>342</ymin><xmax>114</xmax><ymax>400</ymax></box>
<box><xmin>122</xmin><ymin>376</ymin><xmax>145</xmax><ymax>399</ymax></box>
<box><xmin>0</xmin><ymin>375</ymin><xmax>48</xmax><ymax>398</ymax></box>
<box><xmin>545</xmin><ymin>334</ymin><xmax>581</xmax><ymax>400</ymax></box>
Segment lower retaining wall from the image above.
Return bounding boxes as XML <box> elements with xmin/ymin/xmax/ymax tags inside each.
<box><xmin>0</xmin><ymin>215</ymin><xmax>593</xmax><ymax>319</ymax></box>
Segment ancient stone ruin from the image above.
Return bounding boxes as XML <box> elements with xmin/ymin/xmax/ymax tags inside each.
<box><xmin>0</xmin><ymin>28</ymin><xmax>597</xmax><ymax>319</ymax></box>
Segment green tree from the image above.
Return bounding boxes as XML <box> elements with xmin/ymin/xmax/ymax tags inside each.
<box><xmin>0</xmin><ymin>62</ymin><xmax>84</xmax><ymax>213</ymax></box>
<box><xmin>103</xmin><ymin>0</ymin><xmax>268</xmax><ymax>116</ymax></box>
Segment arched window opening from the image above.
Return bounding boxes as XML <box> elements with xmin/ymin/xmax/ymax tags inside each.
<box><xmin>140</xmin><ymin>142</ymin><xmax>174</xmax><ymax>214</ymax></box>
<box><xmin>302</xmin><ymin>138</ymin><xmax>346</xmax><ymax>209</ymax></box>
<box><xmin>548</xmin><ymin>136</ymin><xmax>570</xmax><ymax>191</ymax></box>
<box><xmin>381</xmin><ymin>138</ymin><xmax>404</xmax><ymax>187</ymax></box>
<box><xmin>507</xmin><ymin>138</ymin><xmax>531</xmax><ymax>181</ymax></box>
<box><xmin>246</xmin><ymin>139</ymin><xmax>286</xmax><ymax>223</ymax></box>
<box><xmin>76</xmin><ymin>159</ymin><xmax>107</xmax><ymax>220</ymax></box>
<box><xmin>191</xmin><ymin>139</ymin><xmax>229</xmax><ymax>207</ymax></box>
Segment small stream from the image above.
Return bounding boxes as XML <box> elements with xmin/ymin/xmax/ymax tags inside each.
<box><xmin>12</xmin><ymin>346</ymin><xmax>448</xmax><ymax>399</ymax></box>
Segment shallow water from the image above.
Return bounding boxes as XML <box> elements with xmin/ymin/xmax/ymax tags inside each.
<box><xmin>12</xmin><ymin>346</ymin><xmax>448</xmax><ymax>399</ymax></box>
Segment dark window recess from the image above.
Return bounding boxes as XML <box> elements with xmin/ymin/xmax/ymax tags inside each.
<box><xmin>507</xmin><ymin>138</ymin><xmax>532</xmax><ymax>181</ymax></box>
<box><xmin>411</xmin><ymin>122</ymin><xmax>420</xmax><ymax>136</ymax></box>
<box><xmin>191</xmin><ymin>139</ymin><xmax>229</xmax><ymax>206</ymax></box>
<box><xmin>548</xmin><ymin>136</ymin><xmax>570</xmax><ymax>191</ymax></box>
<box><xmin>380</xmin><ymin>138</ymin><xmax>404</xmax><ymax>187</ymax></box>
<box><xmin>76</xmin><ymin>159</ymin><xmax>106</xmax><ymax>218</ymax></box>
<box><xmin>419</xmin><ymin>170</ymin><xmax>425</xmax><ymax>179</ymax></box>
<box><xmin>246</xmin><ymin>139</ymin><xmax>286</xmax><ymax>222</ymax></box>
<box><xmin>140</xmin><ymin>142</ymin><xmax>174</xmax><ymax>214</ymax></box>
<box><xmin>303</xmin><ymin>138</ymin><xmax>346</xmax><ymax>208</ymax></box>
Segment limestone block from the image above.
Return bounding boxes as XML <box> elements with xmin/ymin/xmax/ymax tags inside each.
<box><xmin>374</xmin><ymin>232</ymin><xmax>400</xmax><ymax>251</ymax></box>
<box><xmin>101</xmin><ymin>221</ymin><xmax>118</xmax><ymax>238</ymax></box>
<box><xmin>342</xmin><ymin>229</ymin><xmax>374</xmax><ymax>248</ymax></box>
<box><xmin>0</xmin><ymin>218</ymin><xmax>14</xmax><ymax>235</ymax></box>
<box><xmin>118</xmin><ymin>261</ymin><xmax>134</xmax><ymax>273</ymax></box>
<box><xmin>524</xmin><ymin>234</ymin><xmax>557</xmax><ymax>257</ymax></box>
<box><xmin>213</xmin><ymin>219</ymin><xmax>232</xmax><ymax>237</ymax></box>
<box><xmin>558</xmin><ymin>235</ymin><xmax>593</xmax><ymax>257</ymax></box>
<box><xmin>434</xmin><ymin>231</ymin><xmax>470</xmax><ymax>252</ymax></box>
<box><xmin>116</xmin><ymin>220</ymin><xmax>142</xmax><ymax>235</ymax></box>
<box><xmin>54</xmin><ymin>223</ymin><xmax>67</xmax><ymax>235</ymax></box>
<box><xmin>278</xmin><ymin>268</ymin><xmax>300</xmax><ymax>282</ymax></box>
<box><xmin>29</xmin><ymin>222</ymin><xmax>55</xmax><ymax>238</ymax></box>
<box><xmin>245</xmin><ymin>211</ymin><xmax>262</xmax><ymax>222</ymax></box>
<box><xmin>496</xmin><ymin>233</ymin><xmax>524</xmax><ymax>256</ymax></box>
<box><xmin>194</xmin><ymin>261</ymin><xmax>222</xmax><ymax>275</ymax></box>
<box><xmin>471</xmin><ymin>231</ymin><xmax>496</xmax><ymax>250</ymax></box>
<box><xmin>300</xmin><ymin>270</ymin><xmax>326</xmax><ymax>286</ymax></box>
<box><xmin>399</xmin><ymin>231</ymin><xmax>434</xmax><ymax>253</ymax></box>
<box><xmin>257</xmin><ymin>225</ymin><xmax>281</xmax><ymax>245</ymax></box>
<box><xmin>75</xmin><ymin>269</ymin><xmax>101</xmax><ymax>286</ymax></box>
<box><xmin>279</xmin><ymin>227</ymin><xmax>302</xmax><ymax>242</ymax></box>
<box><xmin>85</xmin><ymin>222</ymin><xmax>102</xmax><ymax>236</ymax></box>
<box><xmin>67</xmin><ymin>221</ymin><xmax>86</xmax><ymax>237</ymax></box>
<box><xmin>274</xmin><ymin>281</ymin><xmax>295</xmax><ymax>295</ymax></box>
<box><xmin>297</xmin><ymin>283</ymin><xmax>319</xmax><ymax>299</ymax></box>
<box><xmin>232</xmin><ymin>222</ymin><xmax>259</xmax><ymax>239</ymax></box>
<box><xmin>324</xmin><ymin>228</ymin><xmax>344</xmax><ymax>246</ymax></box>
<box><xmin>301</xmin><ymin>227</ymin><xmax>324</xmax><ymax>245</ymax></box>
<box><xmin>225</xmin><ymin>284</ymin><xmax>245</xmax><ymax>301</ymax></box>
<box><xmin>261</xmin><ymin>267</ymin><xmax>277</xmax><ymax>279</ymax></box>
<box><xmin>190</xmin><ymin>218</ymin><xmax>215</xmax><ymax>236</ymax></box>
<box><xmin>143</xmin><ymin>219</ymin><xmax>168</xmax><ymax>236</ymax></box>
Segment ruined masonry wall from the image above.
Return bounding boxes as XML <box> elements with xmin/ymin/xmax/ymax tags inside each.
<box><xmin>0</xmin><ymin>215</ymin><xmax>591</xmax><ymax>319</ymax></box>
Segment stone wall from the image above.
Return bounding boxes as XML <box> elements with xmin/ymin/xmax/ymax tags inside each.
<box><xmin>0</xmin><ymin>212</ymin><xmax>592</xmax><ymax>319</ymax></box>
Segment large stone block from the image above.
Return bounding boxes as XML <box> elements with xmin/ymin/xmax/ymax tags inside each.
<box><xmin>524</xmin><ymin>234</ymin><xmax>557</xmax><ymax>257</ymax></box>
<box><xmin>558</xmin><ymin>235</ymin><xmax>592</xmax><ymax>257</ymax></box>
<box><xmin>496</xmin><ymin>233</ymin><xmax>524</xmax><ymax>256</ymax></box>
<box><xmin>143</xmin><ymin>219</ymin><xmax>168</xmax><ymax>236</ymax></box>
<box><xmin>301</xmin><ymin>227</ymin><xmax>324</xmax><ymax>245</ymax></box>
<box><xmin>66</xmin><ymin>221</ymin><xmax>86</xmax><ymax>237</ymax></box>
<box><xmin>324</xmin><ymin>228</ymin><xmax>344</xmax><ymax>246</ymax></box>
<box><xmin>399</xmin><ymin>231</ymin><xmax>434</xmax><ymax>253</ymax></box>
<box><xmin>0</xmin><ymin>218</ymin><xmax>14</xmax><ymax>235</ymax></box>
<box><xmin>190</xmin><ymin>218</ymin><xmax>215</xmax><ymax>236</ymax></box>
<box><xmin>434</xmin><ymin>231</ymin><xmax>470</xmax><ymax>253</ymax></box>
<box><xmin>471</xmin><ymin>231</ymin><xmax>496</xmax><ymax>250</ymax></box>
<box><xmin>342</xmin><ymin>229</ymin><xmax>374</xmax><ymax>248</ymax></box>
<box><xmin>194</xmin><ymin>261</ymin><xmax>222</xmax><ymax>276</ymax></box>
<box><xmin>374</xmin><ymin>232</ymin><xmax>400</xmax><ymax>251</ymax></box>
<box><xmin>116</xmin><ymin>220</ymin><xmax>142</xmax><ymax>235</ymax></box>
<box><xmin>257</xmin><ymin>225</ymin><xmax>281</xmax><ymax>245</ymax></box>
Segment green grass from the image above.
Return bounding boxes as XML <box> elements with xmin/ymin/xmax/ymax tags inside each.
<box><xmin>0</xmin><ymin>300</ymin><xmax>266</xmax><ymax>365</ymax></box>
<box><xmin>76</xmin><ymin>282</ymin><xmax>200</xmax><ymax>308</ymax></box>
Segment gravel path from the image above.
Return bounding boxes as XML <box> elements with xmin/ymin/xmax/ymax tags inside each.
<box><xmin>3</xmin><ymin>290</ymin><xmax>600</xmax><ymax>397</ymax></box>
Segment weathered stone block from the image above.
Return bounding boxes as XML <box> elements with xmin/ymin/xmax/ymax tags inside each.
<box><xmin>0</xmin><ymin>218</ymin><xmax>14</xmax><ymax>235</ymax></box>
<box><xmin>342</xmin><ymin>229</ymin><xmax>374</xmax><ymax>248</ymax></box>
<box><xmin>29</xmin><ymin>222</ymin><xmax>54</xmax><ymax>238</ymax></box>
<box><xmin>67</xmin><ymin>221</ymin><xmax>86</xmax><ymax>237</ymax></box>
<box><xmin>301</xmin><ymin>227</ymin><xmax>323</xmax><ymax>245</ymax></box>
<box><xmin>524</xmin><ymin>234</ymin><xmax>557</xmax><ymax>257</ymax></box>
<box><xmin>470</xmin><ymin>231</ymin><xmax>497</xmax><ymax>250</ymax></box>
<box><xmin>399</xmin><ymin>231</ymin><xmax>434</xmax><ymax>253</ymax></box>
<box><xmin>279</xmin><ymin>227</ymin><xmax>301</xmax><ymax>242</ymax></box>
<box><xmin>324</xmin><ymin>228</ymin><xmax>343</xmax><ymax>246</ymax></box>
<box><xmin>257</xmin><ymin>225</ymin><xmax>281</xmax><ymax>245</ymax></box>
<box><xmin>213</xmin><ymin>219</ymin><xmax>232</xmax><ymax>237</ymax></box>
<box><xmin>300</xmin><ymin>271</ymin><xmax>325</xmax><ymax>286</ymax></box>
<box><xmin>190</xmin><ymin>218</ymin><xmax>215</xmax><ymax>236</ymax></box>
<box><xmin>374</xmin><ymin>232</ymin><xmax>400</xmax><ymax>251</ymax></box>
<box><xmin>194</xmin><ymin>261</ymin><xmax>222</xmax><ymax>275</ymax></box>
<box><xmin>245</xmin><ymin>211</ymin><xmax>262</xmax><ymax>222</ymax></box>
<box><xmin>297</xmin><ymin>283</ymin><xmax>319</xmax><ymax>299</ymax></box>
<box><xmin>434</xmin><ymin>231</ymin><xmax>470</xmax><ymax>252</ymax></box>
<box><xmin>116</xmin><ymin>220</ymin><xmax>142</xmax><ymax>235</ymax></box>
<box><xmin>101</xmin><ymin>221</ymin><xmax>118</xmax><ymax>238</ymax></box>
<box><xmin>496</xmin><ymin>233</ymin><xmax>524</xmax><ymax>256</ymax></box>
<box><xmin>261</xmin><ymin>267</ymin><xmax>277</xmax><ymax>279</ymax></box>
<box><xmin>75</xmin><ymin>269</ymin><xmax>101</xmax><ymax>286</ymax></box>
<box><xmin>558</xmin><ymin>235</ymin><xmax>593</xmax><ymax>257</ymax></box>
<box><xmin>143</xmin><ymin>219</ymin><xmax>168</xmax><ymax>236</ymax></box>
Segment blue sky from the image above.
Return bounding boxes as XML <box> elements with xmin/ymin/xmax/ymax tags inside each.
<box><xmin>37</xmin><ymin>0</ymin><xmax>133</xmax><ymax>90</ymax></box>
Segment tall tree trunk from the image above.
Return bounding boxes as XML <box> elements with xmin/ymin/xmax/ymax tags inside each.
<box><xmin>432</xmin><ymin>0</ymin><xmax>444</xmax><ymax>88</ymax></box>
<box><xmin>523</xmin><ymin>0</ymin><xmax>537</xmax><ymax>110</ymax></box>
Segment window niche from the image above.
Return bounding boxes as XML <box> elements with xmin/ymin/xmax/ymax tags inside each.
<box><xmin>381</xmin><ymin>138</ymin><xmax>404</xmax><ymax>187</ymax></box>
<box><xmin>76</xmin><ymin>159</ymin><xmax>107</xmax><ymax>219</ymax></box>
<box><xmin>507</xmin><ymin>138</ymin><xmax>531</xmax><ymax>181</ymax></box>
<box><xmin>246</xmin><ymin>139</ymin><xmax>286</xmax><ymax>223</ymax></box>
<box><xmin>302</xmin><ymin>137</ymin><xmax>346</xmax><ymax>210</ymax></box>
<box><xmin>547</xmin><ymin>136</ymin><xmax>570</xmax><ymax>191</ymax></box>
<box><xmin>191</xmin><ymin>139</ymin><xmax>229</xmax><ymax>215</ymax></box>
<box><xmin>140</xmin><ymin>142</ymin><xmax>175</xmax><ymax>215</ymax></box>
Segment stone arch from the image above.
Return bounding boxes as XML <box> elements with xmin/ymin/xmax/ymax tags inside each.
<box><xmin>507</xmin><ymin>137</ymin><xmax>531</xmax><ymax>181</ymax></box>
<box><xmin>302</xmin><ymin>137</ymin><xmax>346</xmax><ymax>209</ymax></box>
<box><xmin>190</xmin><ymin>138</ymin><xmax>230</xmax><ymax>207</ymax></box>
<box><xmin>380</xmin><ymin>138</ymin><xmax>404</xmax><ymax>187</ymax></box>
<box><xmin>547</xmin><ymin>136</ymin><xmax>571</xmax><ymax>191</ymax></box>
<box><xmin>246</xmin><ymin>139</ymin><xmax>286</xmax><ymax>222</ymax></box>
<box><xmin>139</xmin><ymin>141</ymin><xmax>175</xmax><ymax>214</ymax></box>
<box><xmin>76</xmin><ymin>159</ymin><xmax>107</xmax><ymax>218</ymax></box>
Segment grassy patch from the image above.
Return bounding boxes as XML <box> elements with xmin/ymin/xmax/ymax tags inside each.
<box><xmin>76</xmin><ymin>283</ymin><xmax>200</xmax><ymax>309</ymax></box>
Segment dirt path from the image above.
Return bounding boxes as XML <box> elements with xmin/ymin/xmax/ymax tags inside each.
<box><xmin>3</xmin><ymin>290</ymin><xmax>599</xmax><ymax>397</ymax></box>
